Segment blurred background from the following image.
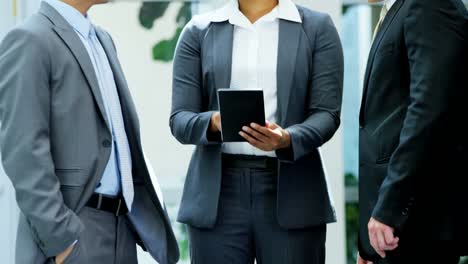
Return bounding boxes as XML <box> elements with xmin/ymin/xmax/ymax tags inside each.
<box><xmin>1</xmin><ymin>0</ymin><xmax>467</xmax><ymax>263</ymax></box>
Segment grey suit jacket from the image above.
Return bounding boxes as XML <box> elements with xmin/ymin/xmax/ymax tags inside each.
<box><xmin>0</xmin><ymin>2</ymin><xmax>179</xmax><ymax>264</ymax></box>
<box><xmin>170</xmin><ymin>5</ymin><xmax>344</xmax><ymax>229</ymax></box>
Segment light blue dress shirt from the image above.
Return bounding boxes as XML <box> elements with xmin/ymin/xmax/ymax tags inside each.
<box><xmin>44</xmin><ymin>0</ymin><xmax>131</xmax><ymax>197</ymax></box>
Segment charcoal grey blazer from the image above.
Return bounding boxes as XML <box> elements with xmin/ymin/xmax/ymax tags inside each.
<box><xmin>170</xmin><ymin>5</ymin><xmax>344</xmax><ymax>229</ymax></box>
<box><xmin>0</xmin><ymin>2</ymin><xmax>178</xmax><ymax>263</ymax></box>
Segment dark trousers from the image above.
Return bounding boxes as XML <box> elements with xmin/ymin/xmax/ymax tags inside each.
<box><xmin>188</xmin><ymin>155</ymin><xmax>326</xmax><ymax>264</ymax></box>
<box><xmin>57</xmin><ymin>207</ymin><xmax>139</xmax><ymax>264</ymax></box>
<box><xmin>374</xmin><ymin>241</ymin><xmax>460</xmax><ymax>264</ymax></box>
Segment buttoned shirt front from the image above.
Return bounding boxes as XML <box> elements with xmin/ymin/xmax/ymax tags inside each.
<box><xmin>210</xmin><ymin>0</ymin><xmax>301</xmax><ymax>157</ymax></box>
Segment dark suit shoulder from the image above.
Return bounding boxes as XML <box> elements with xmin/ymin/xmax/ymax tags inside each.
<box><xmin>297</xmin><ymin>6</ymin><xmax>336</xmax><ymax>32</ymax></box>
<box><xmin>296</xmin><ymin>5</ymin><xmax>330</xmax><ymax>22</ymax></box>
<box><xmin>182</xmin><ymin>9</ymin><xmax>220</xmax><ymax>43</ymax></box>
<box><xmin>177</xmin><ymin>12</ymin><xmax>218</xmax><ymax>53</ymax></box>
<box><xmin>296</xmin><ymin>5</ymin><xmax>338</xmax><ymax>45</ymax></box>
<box><xmin>188</xmin><ymin>12</ymin><xmax>215</xmax><ymax>30</ymax></box>
<box><xmin>407</xmin><ymin>0</ymin><xmax>468</xmax><ymax>19</ymax></box>
<box><xmin>404</xmin><ymin>0</ymin><xmax>468</xmax><ymax>40</ymax></box>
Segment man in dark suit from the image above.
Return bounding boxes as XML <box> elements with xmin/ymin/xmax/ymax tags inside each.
<box><xmin>358</xmin><ymin>0</ymin><xmax>468</xmax><ymax>263</ymax></box>
<box><xmin>0</xmin><ymin>0</ymin><xmax>178</xmax><ymax>263</ymax></box>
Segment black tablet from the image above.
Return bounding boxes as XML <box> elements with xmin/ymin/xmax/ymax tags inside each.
<box><xmin>217</xmin><ymin>89</ymin><xmax>266</xmax><ymax>142</ymax></box>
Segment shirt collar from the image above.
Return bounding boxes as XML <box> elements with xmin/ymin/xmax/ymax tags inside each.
<box><xmin>210</xmin><ymin>0</ymin><xmax>302</xmax><ymax>25</ymax></box>
<box><xmin>43</xmin><ymin>0</ymin><xmax>93</xmax><ymax>38</ymax></box>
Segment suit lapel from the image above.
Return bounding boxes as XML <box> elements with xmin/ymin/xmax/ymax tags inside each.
<box><xmin>213</xmin><ymin>22</ymin><xmax>234</xmax><ymax>91</ymax></box>
<box><xmin>39</xmin><ymin>2</ymin><xmax>110</xmax><ymax>130</ymax></box>
<box><xmin>277</xmin><ymin>20</ymin><xmax>301</xmax><ymax>125</ymax></box>
<box><xmin>53</xmin><ymin>27</ymin><xmax>111</xmax><ymax>131</ymax></box>
<box><xmin>360</xmin><ymin>0</ymin><xmax>404</xmax><ymax>123</ymax></box>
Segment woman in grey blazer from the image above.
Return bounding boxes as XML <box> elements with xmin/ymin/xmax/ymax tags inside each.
<box><xmin>170</xmin><ymin>0</ymin><xmax>343</xmax><ymax>263</ymax></box>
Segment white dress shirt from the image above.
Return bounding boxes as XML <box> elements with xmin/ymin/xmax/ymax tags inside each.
<box><xmin>210</xmin><ymin>0</ymin><xmax>301</xmax><ymax>157</ymax></box>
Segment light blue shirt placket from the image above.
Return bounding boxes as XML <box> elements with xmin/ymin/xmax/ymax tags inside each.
<box><xmin>44</xmin><ymin>0</ymin><xmax>133</xmax><ymax>201</ymax></box>
<box><xmin>85</xmin><ymin>27</ymin><xmax>134</xmax><ymax>208</ymax></box>
<box><xmin>86</xmin><ymin>27</ymin><xmax>122</xmax><ymax>197</ymax></box>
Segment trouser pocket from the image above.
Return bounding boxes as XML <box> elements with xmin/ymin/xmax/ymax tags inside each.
<box><xmin>62</xmin><ymin>241</ymin><xmax>82</xmax><ymax>264</ymax></box>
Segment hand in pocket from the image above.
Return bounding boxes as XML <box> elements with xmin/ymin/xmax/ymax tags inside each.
<box><xmin>55</xmin><ymin>242</ymin><xmax>76</xmax><ymax>264</ymax></box>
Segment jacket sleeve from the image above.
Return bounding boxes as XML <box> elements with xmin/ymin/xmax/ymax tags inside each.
<box><xmin>170</xmin><ymin>22</ymin><xmax>222</xmax><ymax>145</ymax></box>
<box><xmin>277</xmin><ymin>14</ymin><xmax>344</xmax><ymax>162</ymax></box>
<box><xmin>0</xmin><ymin>29</ymin><xmax>83</xmax><ymax>257</ymax></box>
<box><xmin>372</xmin><ymin>0</ymin><xmax>467</xmax><ymax>229</ymax></box>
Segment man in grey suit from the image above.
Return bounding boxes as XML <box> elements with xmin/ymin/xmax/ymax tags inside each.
<box><xmin>0</xmin><ymin>0</ymin><xmax>179</xmax><ymax>263</ymax></box>
<box><xmin>170</xmin><ymin>0</ymin><xmax>343</xmax><ymax>262</ymax></box>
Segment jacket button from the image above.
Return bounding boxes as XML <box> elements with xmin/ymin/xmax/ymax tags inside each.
<box><xmin>102</xmin><ymin>139</ymin><xmax>112</xmax><ymax>148</ymax></box>
<box><xmin>402</xmin><ymin>208</ymin><xmax>409</xmax><ymax>216</ymax></box>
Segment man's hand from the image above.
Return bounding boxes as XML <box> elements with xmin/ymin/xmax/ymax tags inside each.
<box><xmin>368</xmin><ymin>217</ymin><xmax>399</xmax><ymax>258</ymax></box>
<box><xmin>210</xmin><ymin>112</ymin><xmax>222</xmax><ymax>133</ymax></box>
<box><xmin>239</xmin><ymin>122</ymin><xmax>291</xmax><ymax>151</ymax></box>
<box><xmin>357</xmin><ymin>253</ymin><xmax>373</xmax><ymax>264</ymax></box>
<box><xmin>55</xmin><ymin>243</ymin><xmax>75</xmax><ymax>264</ymax></box>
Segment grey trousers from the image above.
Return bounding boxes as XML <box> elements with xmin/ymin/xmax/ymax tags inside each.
<box><xmin>188</xmin><ymin>165</ymin><xmax>327</xmax><ymax>264</ymax></box>
<box><xmin>52</xmin><ymin>207</ymin><xmax>139</xmax><ymax>264</ymax></box>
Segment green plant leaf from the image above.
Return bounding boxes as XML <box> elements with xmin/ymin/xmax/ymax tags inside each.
<box><xmin>146</xmin><ymin>3</ymin><xmax>192</xmax><ymax>62</ymax></box>
<box><xmin>345</xmin><ymin>173</ymin><xmax>358</xmax><ymax>187</ymax></box>
<box><xmin>176</xmin><ymin>3</ymin><xmax>192</xmax><ymax>25</ymax></box>
<box><xmin>139</xmin><ymin>2</ymin><xmax>170</xmax><ymax>29</ymax></box>
<box><xmin>152</xmin><ymin>27</ymin><xmax>184</xmax><ymax>62</ymax></box>
<box><xmin>346</xmin><ymin>202</ymin><xmax>359</xmax><ymax>264</ymax></box>
<box><xmin>178</xmin><ymin>224</ymin><xmax>190</xmax><ymax>260</ymax></box>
